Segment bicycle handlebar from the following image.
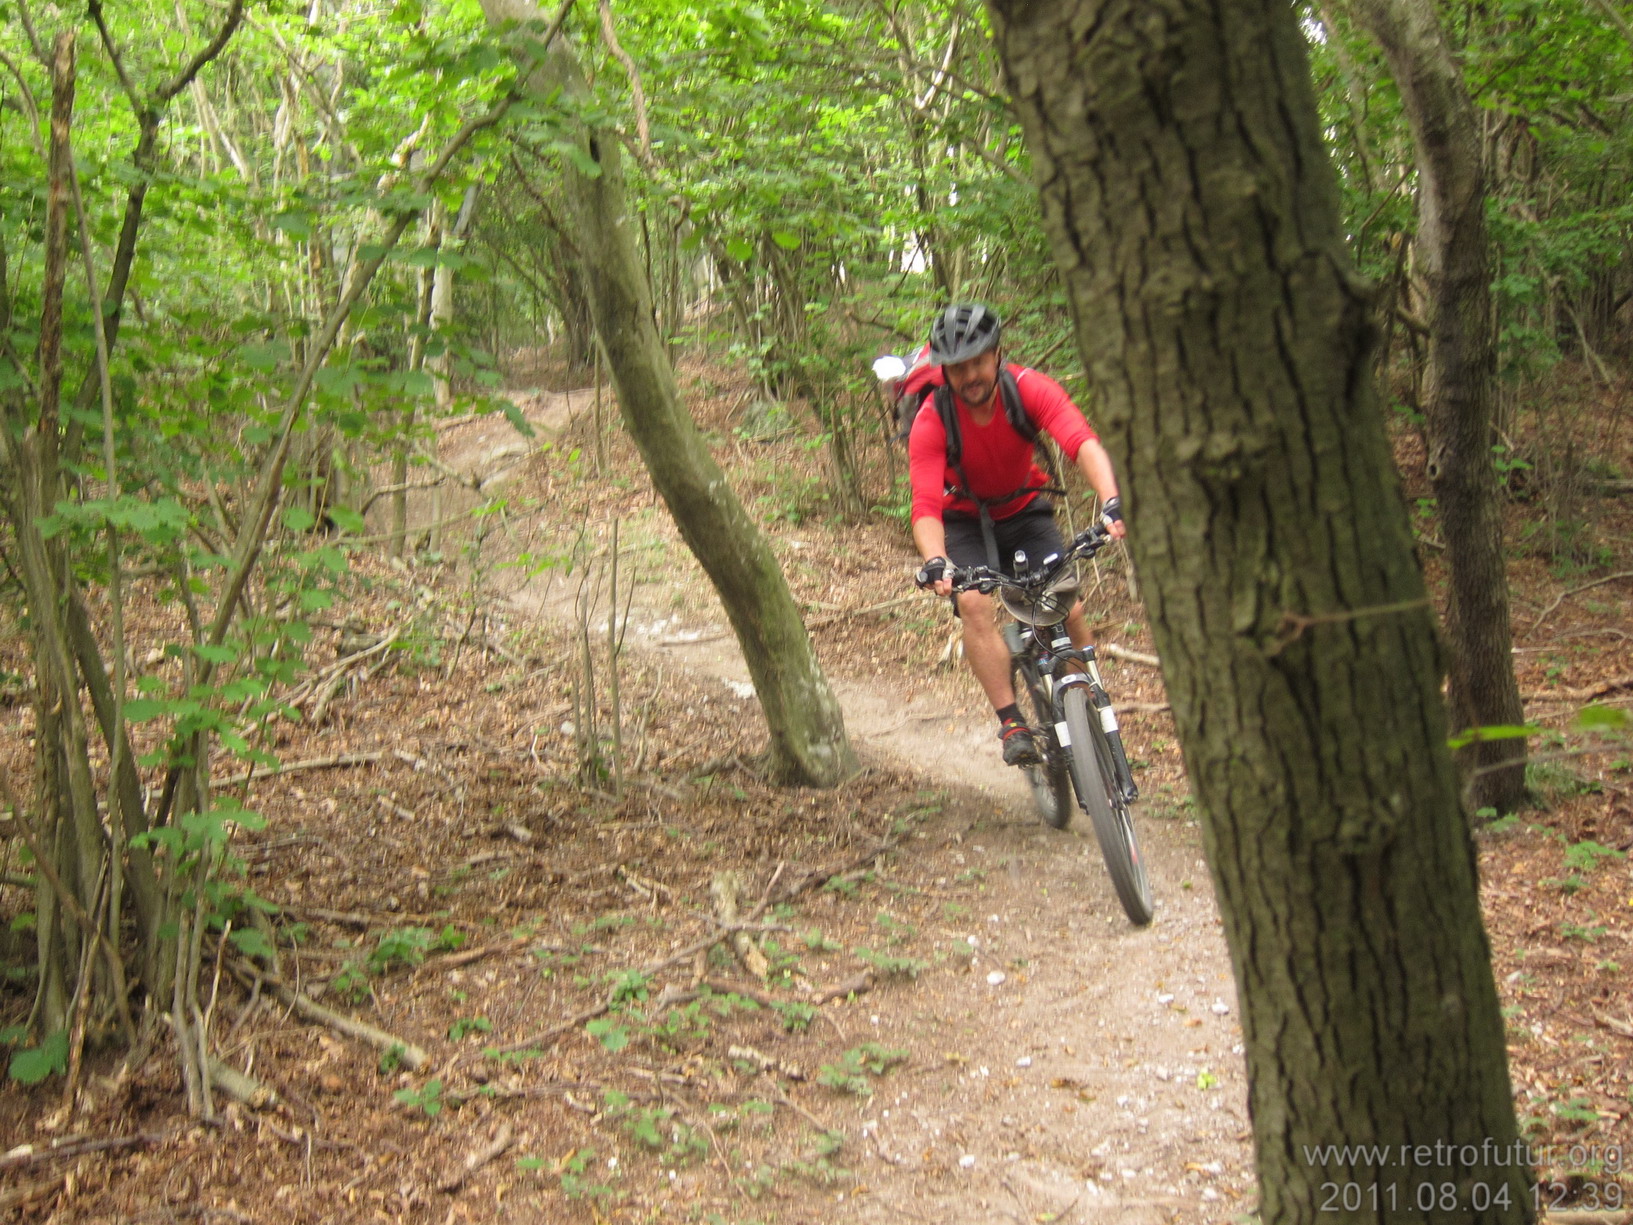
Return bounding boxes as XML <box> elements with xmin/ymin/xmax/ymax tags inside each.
<box><xmin>945</xmin><ymin>521</ymin><xmax>1114</xmax><ymax>596</ymax></box>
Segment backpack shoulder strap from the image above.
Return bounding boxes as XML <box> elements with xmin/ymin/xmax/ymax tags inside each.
<box><xmin>934</xmin><ymin>383</ymin><xmax>961</xmax><ymax>467</ymax></box>
<box><xmin>998</xmin><ymin>368</ymin><xmax>1037</xmax><ymax>443</ymax></box>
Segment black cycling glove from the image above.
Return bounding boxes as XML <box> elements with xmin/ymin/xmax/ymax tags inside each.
<box><xmin>915</xmin><ymin>556</ymin><xmax>949</xmax><ymax>589</ymax></box>
<box><xmin>1101</xmin><ymin>496</ymin><xmax>1123</xmax><ymax>527</ymax></box>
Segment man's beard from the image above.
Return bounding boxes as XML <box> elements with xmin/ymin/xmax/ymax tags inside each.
<box><xmin>956</xmin><ymin>378</ymin><xmax>994</xmax><ymax>407</ymax></box>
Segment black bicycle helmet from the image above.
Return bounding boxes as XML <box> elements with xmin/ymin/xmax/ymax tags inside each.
<box><xmin>928</xmin><ymin>303</ymin><xmax>1001</xmax><ymax>366</ymax></box>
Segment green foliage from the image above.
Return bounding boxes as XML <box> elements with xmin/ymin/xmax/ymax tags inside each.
<box><xmin>393</xmin><ymin>1078</ymin><xmax>445</xmax><ymax>1117</ymax></box>
<box><xmin>8</xmin><ymin>1031</ymin><xmax>70</xmax><ymax>1086</ymax></box>
<box><xmin>585</xmin><ymin>1017</ymin><xmax>631</xmax><ymax>1052</ymax></box>
<box><xmin>817</xmin><ymin>1043</ymin><xmax>908</xmax><ymax>1095</ymax></box>
<box><xmin>1562</xmin><ymin>840</ymin><xmax>1625</xmax><ymax>874</ymax></box>
<box><xmin>773</xmin><ymin>1000</ymin><xmax>818</xmax><ymax>1033</ymax></box>
<box><xmin>447</xmin><ymin>1016</ymin><xmax>493</xmax><ymax>1042</ymax></box>
<box><xmin>601</xmin><ymin>1089</ymin><xmax>707</xmax><ymax>1164</ymax></box>
<box><xmin>852</xmin><ymin>946</ymin><xmax>926</xmax><ymax>979</ymax></box>
<box><xmin>369</xmin><ymin>927</ymin><xmax>435</xmax><ymax>973</ymax></box>
<box><xmin>558</xmin><ymin>1146</ymin><xmax>616</xmax><ymax>1202</ymax></box>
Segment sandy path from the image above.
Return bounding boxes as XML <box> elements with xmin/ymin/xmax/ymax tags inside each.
<box><xmin>441</xmin><ymin>390</ymin><xmax>1259</xmax><ymax>1221</ymax></box>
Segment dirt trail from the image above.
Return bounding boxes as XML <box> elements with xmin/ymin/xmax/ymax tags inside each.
<box><xmin>438</xmin><ymin>391</ymin><xmax>1258</xmax><ymax>1221</ymax></box>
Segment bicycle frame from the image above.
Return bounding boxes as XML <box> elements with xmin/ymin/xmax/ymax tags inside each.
<box><xmin>1012</xmin><ymin>618</ymin><xmax>1138</xmax><ymax>804</ymax></box>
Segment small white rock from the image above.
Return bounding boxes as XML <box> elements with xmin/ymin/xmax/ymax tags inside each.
<box><xmin>1016</xmin><ymin>1056</ymin><xmax>1032</xmax><ymax>1068</ymax></box>
<box><xmin>1202</xmin><ymin>1188</ymin><xmax>1221</xmax><ymax>1202</ymax></box>
<box><xmin>959</xmin><ymin>1154</ymin><xmax>976</xmax><ymax>1169</ymax></box>
<box><xmin>987</xmin><ymin>970</ymin><xmax>1007</xmax><ymax>986</ymax></box>
<box><xmin>1156</xmin><ymin>992</ymin><xmax>1175</xmax><ymax>1005</ymax></box>
<box><xmin>1211</xmin><ymin>1000</ymin><xmax>1231</xmax><ymax>1015</ymax></box>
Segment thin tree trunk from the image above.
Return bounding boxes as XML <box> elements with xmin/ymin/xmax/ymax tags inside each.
<box><xmin>1348</xmin><ymin>0</ymin><xmax>1527</xmax><ymax>813</ymax></box>
<box><xmin>480</xmin><ymin>0</ymin><xmax>857</xmax><ymax>787</ymax></box>
<box><xmin>985</xmin><ymin>2</ymin><xmax>1528</xmax><ymax>1221</ymax></box>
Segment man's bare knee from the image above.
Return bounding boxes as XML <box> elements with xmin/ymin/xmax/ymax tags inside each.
<box><xmin>957</xmin><ymin>590</ymin><xmax>996</xmax><ymax>624</ymax></box>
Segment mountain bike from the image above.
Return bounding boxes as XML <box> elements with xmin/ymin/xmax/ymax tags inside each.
<box><xmin>948</xmin><ymin>524</ymin><xmax>1154</xmax><ymax>926</ymax></box>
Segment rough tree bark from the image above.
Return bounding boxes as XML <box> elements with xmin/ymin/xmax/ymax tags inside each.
<box><xmin>985</xmin><ymin>2</ymin><xmax>1529</xmax><ymax>1221</ymax></box>
<box><xmin>1347</xmin><ymin>0</ymin><xmax>1527</xmax><ymax>812</ymax></box>
<box><xmin>479</xmin><ymin>0</ymin><xmax>857</xmax><ymax>787</ymax></box>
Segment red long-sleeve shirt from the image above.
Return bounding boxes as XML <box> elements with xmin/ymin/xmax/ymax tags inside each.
<box><xmin>907</xmin><ymin>364</ymin><xmax>1096</xmax><ymax>523</ymax></box>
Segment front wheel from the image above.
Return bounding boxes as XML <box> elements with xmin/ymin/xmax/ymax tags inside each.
<box><xmin>1013</xmin><ymin>657</ymin><xmax>1072</xmax><ymax>829</ymax></box>
<box><xmin>1063</xmin><ymin>686</ymin><xmax>1154</xmax><ymax>926</ymax></box>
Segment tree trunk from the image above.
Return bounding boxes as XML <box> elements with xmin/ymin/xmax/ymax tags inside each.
<box><xmin>1348</xmin><ymin>0</ymin><xmax>1527</xmax><ymax>813</ymax></box>
<box><xmin>986</xmin><ymin>2</ymin><xmax>1529</xmax><ymax>1221</ymax></box>
<box><xmin>480</xmin><ymin>0</ymin><xmax>857</xmax><ymax>788</ymax></box>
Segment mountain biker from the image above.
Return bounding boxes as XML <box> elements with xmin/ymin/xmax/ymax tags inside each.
<box><xmin>908</xmin><ymin>303</ymin><xmax>1126</xmax><ymax>767</ymax></box>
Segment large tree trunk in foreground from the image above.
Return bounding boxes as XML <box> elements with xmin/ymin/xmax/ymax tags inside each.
<box><xmin>1349</xmin><ymin>0</ymin><xmax>1527</xmax><ymax>813</ymax></box>
<box><xmin>481</xmin><ymin>0</ymin><xmax>856</xmax><ymax>787</ymax></box>
<box><xmin>986</xmin><ymin>2</ymin><xmax>1529</xmax><ymax>1221</ymax></box>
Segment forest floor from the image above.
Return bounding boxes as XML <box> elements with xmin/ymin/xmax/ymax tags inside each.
<box><xmin>2</xmin><ymin>352</ymin><xmax>1631</xmax><ymax>1224</ymax></box>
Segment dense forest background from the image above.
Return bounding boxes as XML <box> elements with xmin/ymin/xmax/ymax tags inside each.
<box><xmin>2</xmin><ymin>0</ymin><xmax>1631</xmax><ymax>1220</ymax></box>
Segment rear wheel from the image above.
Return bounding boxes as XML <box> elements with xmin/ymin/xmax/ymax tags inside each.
<box><xmin>1013</xmin><ymin>657</ymin><xmax>1072</xmax><ymax>829</ymax></box>
<box><xmin>1063</xmin><ymin>686</ymin><xmax>1154</xmax><ymax>926</ymax></box>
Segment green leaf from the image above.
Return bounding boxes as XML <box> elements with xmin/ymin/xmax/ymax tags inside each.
<box><xmin>282</xmin><ymin>506</ymin><xmax>317</xmax><ymax>533</ymax></box>
<box><xmin>9</xmin><ymin>1030</ymin><xmax>69</xmax><ymax>1085</ymax></box>
<box><xmin>194</xmin><ymin>643</ymin><xmax>239</xmax><ymax>665</ymax></box>
<box><xmin>1448</xmin><ymin>723</ymin><xmax>1537</xmax><ymax>749</ymax></box>
<box><xmin>327</xmin><ymin>506</ymin><xmax>366</xmax><ymax>534</ymax></box>
<box><xmin>585</xmin><ymin>1018</ymin><xmax>629</xmax><ymax>1052</ymax></box>
<box><xmin>122</xmin><ymin>697</ymin><xmax>171</xmax><ymax>722</ymax></box>
<box><xmin>561</xmin><ymin>143</ymin><xmax>603</xmax><ymax>179</ymax></box>
<box><xmin>272</xmin><ymin>211</ymin><xmax>313</xmax><ymax>239</ymax></box>
<box><xmin>770</xmin><ymin>230</ymin><xmax>801</xmax><ymax>250</ymax></box>
<box><xmin>1575</xmin><ymin>704</ymin><xmax>1630</xmax><ymax>732</ymax></box>
<box><xmin>229</xmin><ymin>928</ymin><xmax>277</xmax><ymax>961</ymax></box>
<box><xmin>725</xmin><ymin>237</ymin><xmax>754</xmax><ymax>262</ymax></box>
<box><xmin>498</xmin><ymin>398</ymin><xmax>536</xmax><ymax>437</ymax></box>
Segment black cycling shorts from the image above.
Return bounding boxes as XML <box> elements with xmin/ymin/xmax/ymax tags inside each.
<box><xmin>943</xmin><ymin>502</ymin><xmax>1066</xmax><ymax>576</ymax></box>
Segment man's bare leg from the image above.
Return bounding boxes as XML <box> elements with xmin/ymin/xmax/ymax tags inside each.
<box><xmin>956</xmin><ymin>590</ymin><xmax>1016</xmax><ymax>708</ymax></box>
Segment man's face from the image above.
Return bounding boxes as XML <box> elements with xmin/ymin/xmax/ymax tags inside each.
<box><xmin>945</xmin><ymin>349</ymin><xmax>1000</xmax><ymax>410</ymax></box>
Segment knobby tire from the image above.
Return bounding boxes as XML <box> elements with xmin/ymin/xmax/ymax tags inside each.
<box><xmin>1014</xmin><ymin>657</ymin><xmax>1072</xmax><ymax>829</ymax></box>
<box><xmin>1062</xmin><ymin>686</ymin><xmax>1154</xmax><ymax>926</ymax></box>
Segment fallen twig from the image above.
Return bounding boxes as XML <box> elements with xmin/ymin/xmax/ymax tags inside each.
<box><xmin>236</xmin><ymin>751</ymin><xmax>385</xmax><ymax>781</ymax></box>
<box><xmin>208</xmin><ymin>1057</ymin><xmax>278</xmax><ymax>1109</ymax></box>
<box><xmin>1527</xmin><ymin>570</ymin><xmax>1633</xmax><ymax>635</ymax></box>
<box><xmin>0</xmin><ymin>1132</ymin><xmax>161</xmax><ymax>1171</ymax></box>
<box><xmin>1522</xmin><ymin>674</ymin><xmax>1633</xmax><ymax>704</ymax></box>
<box><xmin>712</xmin><ymin>871</ymin><xmax>770</xmax><ymax>981</ymax></box>
<box><xmin>760</xmin><ymin>1077</ymin><xmax>830</xmax><ymax>1133</ymax></box>
<box><xmin>807</xmin><ymin>593</ymin><xmax>923</xmax><ymax>630</ymax></box>
<box><xmin>1099</xmin><ymin>643</ymin><xmax>1161</xmax><ymax>668</ymax></box>
<box><xmin>813</xmin><ymin>969</ymin><xmax>875</xmax><ymax>1006</ymax></box>
<box><xmin>437</xmin><ymin>1122</ymin><xmax>513</xmax><ymax>1193</ymax></box>
<box><xmin>0</xmin><ymin>1176</ymin><xmax>62</xmax><ymax>1213</ymax></box>
<box><xmin>245</xmin><ymin>968</ymin><xmax>428</xmax><ymax>1070</ymax></box>
<box><xmin>1593</xmin><ymin>1009</ymin><xmax>1633</xmax><ymax>1040</ymax></box>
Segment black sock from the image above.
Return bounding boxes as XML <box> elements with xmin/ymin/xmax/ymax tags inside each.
<box><xmin>996</xmin><ymin>704</ymin><xmax>1022</xmax><ymax>726</ymax></box>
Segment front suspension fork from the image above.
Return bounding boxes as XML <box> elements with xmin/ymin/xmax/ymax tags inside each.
<box><xmin>1077</xmin><ymin>647</ymin><xmax>1139</xmax><ymax>802</ymax></box>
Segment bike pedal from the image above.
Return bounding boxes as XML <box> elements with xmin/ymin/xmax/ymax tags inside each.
<box><xmin>1122</xmin><ymin>784</ymin><xmax>1140</xmax><ymax>802</ymax></box>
